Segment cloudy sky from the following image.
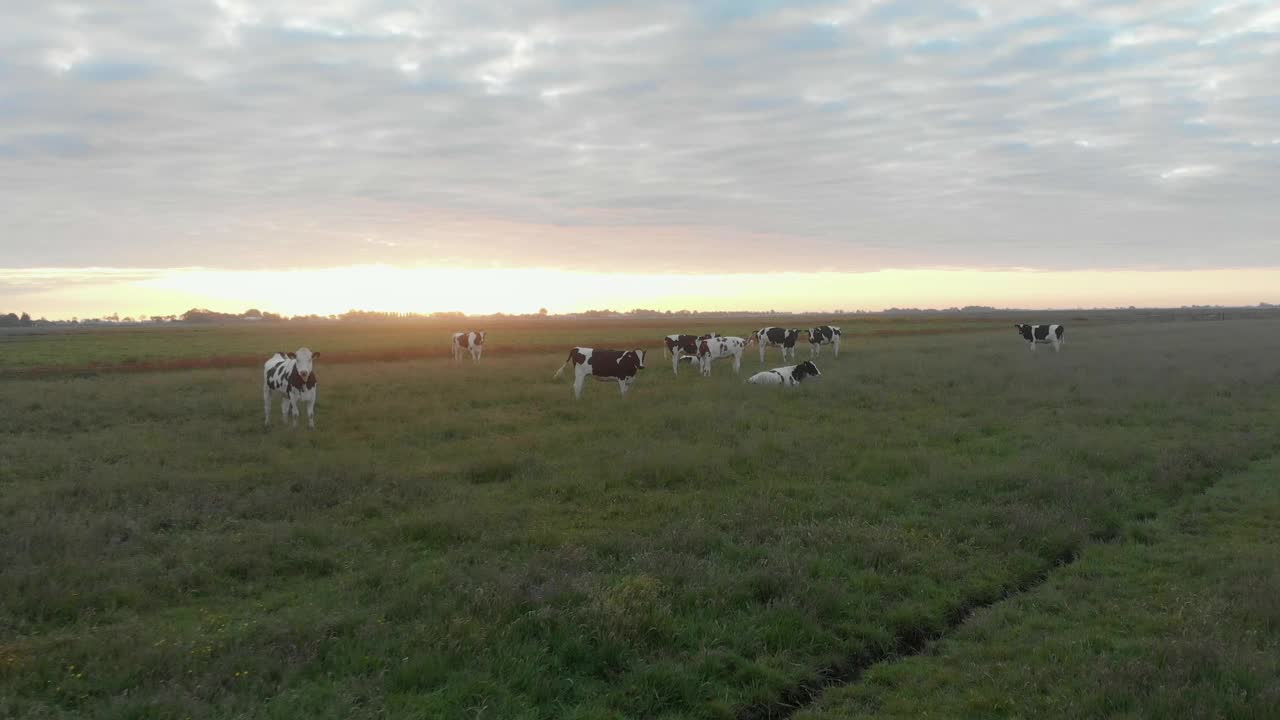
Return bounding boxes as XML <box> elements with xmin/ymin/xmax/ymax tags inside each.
<box><xmin>2</xmin><ymin>0</ymin><xmax>1278</xmax><ymax>316</ymax></box>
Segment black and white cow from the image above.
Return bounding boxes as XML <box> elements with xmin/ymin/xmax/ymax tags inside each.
<box><xmin>808</xmin><ymin>326</ymin><xmax>841</xmax><ymax>358</ymax></box>
<box><xmin>1014</xmin><ymin>324</ymin><xmax>1065</xmax><ymax>352</ymax></box>
<box><xmin>750</xmin><ymin>327</ymin><xmax>802</xmax><ymax>363</ymax></box>
<box><xmin>747</xmin><ymin>360</ymin><xmax>822</xmax><ymax>386</ymax></box>
<box><xmin>553</xmin><ymin>347</ymin><xmax>647</xmax><ymax>399</ymax></box>
<box><xmin>697</xmin><ymin>335</ymin><xmax>748</xmax><ymax>376</ymax></box>
<box><xmin>451</xmin><ymin>330</ymin><xmax>486</xmax><ymax>362</ymax></box>
<box><xmin>663</xmin><ymin>332</ymin><xmax>719</xmax><ymax>374</ymax></box>
<box><xmin>263</xmin><ymin>348</ymin><xmax>320</xmax><ymax>429</ymax></box>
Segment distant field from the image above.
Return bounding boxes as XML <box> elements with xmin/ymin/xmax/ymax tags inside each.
<box><xmin>0</xmin><ymin>314</ymin><xmax>1020</xmax><ymax>373</ymax></box>
<box><xmin>2</xmin><ymin>316</ymin><xmax>1278</xmax><ymax>719</ymax></box>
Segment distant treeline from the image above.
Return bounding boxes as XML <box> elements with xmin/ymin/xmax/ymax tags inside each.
<box><xmin>6</xmin><ymin>303</ymin><xmax>1278</xmax><ymax>327</ymax></box>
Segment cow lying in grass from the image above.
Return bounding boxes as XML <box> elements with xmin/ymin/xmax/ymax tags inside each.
<box><xmin>747</xmin><ymin>361</ymin><xmax>821</xmax><ymax>386</ymax></box>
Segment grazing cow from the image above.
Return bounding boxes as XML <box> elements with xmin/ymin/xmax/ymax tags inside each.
<box><xmin>553</xmin><ymin>347</ymin><xmax>647</xmax><ymax>399</ymax></box>
<box><xmin>697</xmin><ymin>336</ymin><xmax>749</xmax><ymax>376</ymax></box>
<box><xmin>747</xmin><ymin>361</ymin><xmax>822</xmax><ymax>386</ymax></box>
<box><xmin>750</xmin><ymin>327</ymin><xmax>802</xmax><ymax>362</ymax></box>
<box><xmin>808</xmin><ymin>326</ymin><xmax>842</xmax><ymax>358</ymax></box>
<box><xmin>1014</xmin><ymin>323</ymin><xmax>1065</xmax><ymax>352</ymax></box>
<box><xmin>451</xmin><ymin>330</ymin><xmax>486</xmax><ymax>362</ymax></box>
<box><xmin>664</xmin><ymin>332</ymin><xmax>719</xmax><ymax>374</ymax></box>
<box><xmin>263</xmin><ymin>348</ymin><xmax>320</xmax><ymax>429</ymax></box>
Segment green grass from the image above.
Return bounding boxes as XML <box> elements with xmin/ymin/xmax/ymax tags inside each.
<box><xmin>797</xmin><ymin>456</ymin><xmax>1280</xmax><ymax>720</ymax></box>
<box><xmin>0</xmin><ymin>312</ymin><xmax>1064</xmax><ymax>370</ymax></box>
<box><xmin>1</xmin><ymin>317</ymin><xmax>1278</xmax><ymax>718</ymax></box>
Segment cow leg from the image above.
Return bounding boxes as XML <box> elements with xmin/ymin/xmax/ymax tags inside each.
<box><xmin>732</xmin><ymin>352</ymin><xmax>741</xmax><ymax>374</ymax></box>
<box><xmin>758</xmin><ymin>344</ymin><xmax>765</xmax><ymax>363</ymax></box>
<box><xmin>672</xmin><ymin>352</ymin><xmax>680</xmax><ymax>374</ymax></box>
<box><xmin>811</xmin><ymin>343</ymin><xmax>819</xmax><ymax>358</ymax></box>
<box><xmin>833</xmin><ymin>339</ymin><xmax>839</xmax><ymax>358</ymax></box>
<box><xmin>619</xmin><ymin>378</ymin><xmax>631</xmax><ymax>396</ymax></box>
<box><xmin>281</xmin><ymin>397</ymin><xmax>293</xmax><ymax>426</ymax></box>
<box><xmin>306</xmin><ymin>390</ymin><xmax>317</xmax><ymax>429</ymax></box>
<box><xmin>572</xmin><ymin>372</ymin><xmax>586</xmax><ymax>400</ymax></box>
<box><xmin>1052</xmin><ymin>339</ymin><xmax>1061</xmax><ymax>353</ymax></box>
<box><xmin>263</xmin><ymin>384</ymin><xmax>272</xmax><ymax>427</ymax></box>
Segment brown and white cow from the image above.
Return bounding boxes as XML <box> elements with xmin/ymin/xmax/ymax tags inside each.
<box><xmin>750</xmin><ymin>327</ymin><xmax>802</xmax><ymax>363</ymax></box>
<box><xmin>451</xmin><ymin>330</ymin><xmax>486</xmax><ymax>362</ymax></box>
<box><xmin>663</xmin><ymin>332</ymin><xmax>719</xmax><ymax>374</ymax></box>
<box><xmin>553</xmin><ymin>347</ymin><xmax>647</xmax><ymax>399</ymax></box>
<box><xmin>697</xmin><ymin>336</ymin><xmax>748</xmax><ymax>376</ymax></box>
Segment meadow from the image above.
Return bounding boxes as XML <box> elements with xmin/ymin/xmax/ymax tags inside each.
<box><xmin>2</xmin><ymin>314</ymin><xmax>1279</xmax><ymax>719</ymax></box>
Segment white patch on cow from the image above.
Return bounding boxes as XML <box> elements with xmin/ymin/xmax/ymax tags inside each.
<box><xmin>698</xmin><ymin>336</ymin><xmax>747</xmax><ymax>376</ymax></box>
<box><xmin>263</xmin><ymin>347</ymin><xmax>320</xmax><ymax>429</ymax></box>
<box><xmin>746</xmin><ymin>361</ymin><xmax>822</xmax><ymax>386</ymax></box>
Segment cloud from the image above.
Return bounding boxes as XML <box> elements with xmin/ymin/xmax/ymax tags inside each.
<box><xmin>0</xmin><ymin>0</ymin><xmax>1277</xmax><ymax>274</ymax></box>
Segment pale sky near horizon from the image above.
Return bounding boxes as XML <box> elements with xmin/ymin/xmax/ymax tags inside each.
<box><xmin>1</xmin><ymin>1</ymin><xmax>1278</xmax><ymax>318</ymax></box>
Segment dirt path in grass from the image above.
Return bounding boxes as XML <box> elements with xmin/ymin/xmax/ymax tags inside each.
<box><xmin>0</xmin><ymin>323</ymin><xmax>1004</xmax><ymax>380</ymax></box>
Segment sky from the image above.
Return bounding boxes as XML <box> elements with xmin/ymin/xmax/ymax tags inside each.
<box><xmin>1</xmin><ymin>0</ymin><xmax>1278</xmax><ymax>317</ymax></box>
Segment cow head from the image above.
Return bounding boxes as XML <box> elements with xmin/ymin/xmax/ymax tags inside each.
<box><xmin>1014</xmin><ymin>324</ymin><xmax>1032</xmax><ymax>340</ymax></box>
<box><xmin>631</xmin><ymin>349</ymin><xmax>647</xmax><ymax>369</ymax></box>
<box><xmin>792</xmin><ymin>360</ymin><xmax>821</xmax><ymax>382</ymax></box>
<box><xmin>475</xmin><ymin>330</ymin><xmax>486</xmax><ymax>345</ymax></box>
<box><xmin>292</xmin><ymin>347</ymin><xmax>319</xmax><ymax>380</ymax></box>
<box><xmin>808</xmin><ymin>327</ymin><xmax>821</xmax><ymax>343</ymax></box>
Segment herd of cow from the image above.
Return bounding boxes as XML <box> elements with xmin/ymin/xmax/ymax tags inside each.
<box><xmin>262</xmin><ymin>323</ymin><xmax>1066</xmax><ymax>427</ymax></box>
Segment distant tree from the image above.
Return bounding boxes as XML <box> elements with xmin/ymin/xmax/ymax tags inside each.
<box><xmin>0</xmin><ymin>313</ymin><xmax>19</xmax><ymax>327</ymax></box>
<box><xmin>243</xmin><ymin>308</ymin><xmax>262</xmax><ymax>319</ymax></box>
<box><xmin>538</xmin><ymin>307</ymin><xmax>548</xmax><ymax>317</ymax></box>
<box><xmin>19</xmin><ymin>312</ymin><xmax>32</xmax><ymax>327</ymax></box>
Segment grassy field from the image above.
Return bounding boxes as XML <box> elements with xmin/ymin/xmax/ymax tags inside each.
<box><xmin>2</xmin><ymin>315</ymin><xmax>1278</xmax><ymax>718</ymax></box>
<box><xmin>0</xmin><ymin>314</ymin><xmax>1019</xmax><ymax>373</ymax></box>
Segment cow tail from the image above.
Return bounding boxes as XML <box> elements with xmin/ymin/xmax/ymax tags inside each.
<box><xmin>553</xmin><ymin>349</ymin><xmax>575</xmax><ymax>380</ymax></box>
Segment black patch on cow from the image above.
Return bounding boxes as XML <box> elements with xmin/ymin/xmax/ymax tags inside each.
<box><xmin>791</xmin><ymin>361</ymin><xmax>820</xmax><ymax>382</ymax></box>
<box><xmin>288</xmin><ymin>367</ymin><xmax>317</xmax><ymax>391</ymax></box>
<box><xmin>764</xmin><ymin>327</ymin><xmax>787</xmax><ymax>344</ymax></box>
<box><xmin>783</xmin><ymin>329</ymin><xmax>800</xmax><ymax>348</ymax></box>
<box><xmin>809</xmin><ymin>326</ymin><xmax>838</xmax><ymax>343</ymax></box>
<box><xmin>567</xmin><ymin>348</ymin><xmax>588</xmax><ymax>366</ymax></box>
<box><xmin>586</xmin><ymin>350</ymin><xmax>643</xmax><ymax>379</ymax></box>
<box><xmin>674</xmin><ymin>334</ymin><xmax>699</xmax><ymax>354</ymax></box>
<box><xmin>1015</xmin><ymin>324</ymin><xmax>1034</xmax><ymax>341</ymax></box>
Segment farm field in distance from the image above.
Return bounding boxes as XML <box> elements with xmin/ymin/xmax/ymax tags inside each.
<box><xmin>2</xmin><ymin>313</ymin><xmax>1279</xmax><ymax>719</ymax></box>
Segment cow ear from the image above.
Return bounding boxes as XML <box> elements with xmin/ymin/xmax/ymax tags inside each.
<box><xmin>287</xmin><ymin>352</ymin><xmax>296</xmax><ymax>358</ymax></box>
<box><xmin>311</xmin><ymin>352</ymin><xmax>320</xmax><ymax>359</ymax></box>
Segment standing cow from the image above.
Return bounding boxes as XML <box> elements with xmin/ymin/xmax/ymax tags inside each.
<box><xmin>263</xmin><ymin>348</ymin><xmax>320</xmax><ymax>429</ymax></box>
<box><xmin>808</xmin><ymin>326</ymin><xmax>841</xmax><ymax>358</ymax></box>
<box><xmin>750</xmin><ymin>327</ymin><xmax>802</xmax><ymax>363</ymax></box>
<box><xmin>747</xmin><ymin>361</ymin><xmax>822</xmax><ymax>386</ymax></box>
<box><xmin>1014</xmin><ymin>324</ymin><xmax>1065</xmax><ymax>352</ymax></box>
<box><xmin>553</xmin><ymin>347</ymin><xmax>647</xmax><ymax>399</ymax></box>
<box><xmin>663</xmin><ymin>332</ymin><xmax>718</xmax><ymax>374</ymax></box>
<box><xmin>697</xmin><ymin>336</ymin><xmax>749</xmax><ymax>376</ymax></box>
<box><xmin>452</xmin><ymin>330</ymin><xmax>486</xmax><ymax>362</ymax></box>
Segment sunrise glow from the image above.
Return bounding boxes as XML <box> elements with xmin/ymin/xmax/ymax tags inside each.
<box><xmin>8</xmin><ymin>265</ymin><xmax>1280</xmax><ymax>320</ymax></box>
